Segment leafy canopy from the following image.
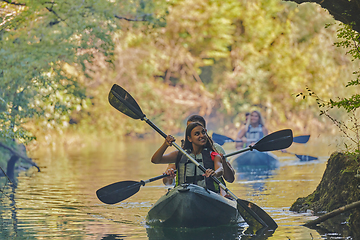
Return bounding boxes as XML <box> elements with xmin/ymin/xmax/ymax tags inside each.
<box><xmin>0</xmin><ymin>0</ymin><xmax>169</xmax><ymax>144</ymax></box>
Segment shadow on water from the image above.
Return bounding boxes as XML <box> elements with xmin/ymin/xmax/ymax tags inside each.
<box><xmin>145</xmin><ymin>225</ymin><xmax>275</xmax><ymax>240</ymax></box>
<box><xmin>230</xmin><ymin>151</ymin><xmax>279</xmax><ymax>171</ymax></box>
<box><xmin>305</xmin><ymin>216</ymin><xmax>357</xmax><ymax>239</ymax></box>
<box><xmin>100</xmin><ymin>234</ymin><xmax>127</xmax><ymax>240</ymax></box>
<box><xmin>0</xmin><ymin>183</ymin><xmax>34</xmax><ymax>239</ymax></box>
<box><xmin>235</xmin><ymin>169</ymin><xmax>276</xmax><ymax>192</ymax></box>
<box><xmin>230</xmin><ymin>150</ymin><xmax>279</xmax><ymax>191</ymax></box>
<box><xmin>146</xmin><ymin>225</ymin><xmax>243</xmax><ymax>240</ymax></box>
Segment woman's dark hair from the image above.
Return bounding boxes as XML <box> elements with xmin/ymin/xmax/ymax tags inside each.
<box><xmin>187</xmin><ymin>115</ymin><xmax>206</xmax><ymax>128</ymax></box>
<box><xmin>184</xmin><ymin>115</ymin><xmax>218</xmax><ymax>153</ymax></box>
<box><xmin>183</xmin><ymin>122</ymin><xmax>214</xmax><ymax>151</ymax></box>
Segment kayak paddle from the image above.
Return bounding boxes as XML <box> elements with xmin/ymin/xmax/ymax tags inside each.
<box><xmin>223</xmin><ymin>129</ymin><xmax>293</xmax><ymax>158</ymax></box>
<box><xmin>96</xmin><ymin>171</ymin><xmax>176</xmax><ymax>204</ymax></box>
<box><xmin>213</xmin><ymin>133</ymin><xmax>316</xmax><ymax>161</ymax></box>
<box><xmin>282</xmin><ymin>151</ymin><xmax>318</xmax><ymax>161</ymax></box>
<box><xmin>213</xmin><ymin>133</ymin><xmax>309</xmax><ymax>146</ymax></box>
<box><xmin>296</xmin><ymin>154</ymin><xmax>318</xmax><ymax>161</ymax></box>
<box><xmin>107</xmin><ymin>84</ymin><xmax>288</xmax><ymax>230</ymax></box>
<box><xmin>219</xmin><ymin>133</ymin><xmax>317</xmax><ymax>161</ymax></box>
<box><xmin>292</xmin><ymin>135</ymin><xmax>310</xmax><ymax>144</ymax></box>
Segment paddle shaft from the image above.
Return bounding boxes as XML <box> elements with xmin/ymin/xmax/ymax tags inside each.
<box><xmin>214</xmin><ymin>133</ymin><xmax>308</xmax><ymax>145</ymax></box>
<box><xmin>224</xmin><ymin>143</ymin><xmax>280</xmax><ymax>158</ymax></box>
<box><xmin>112</xmin><ymin>90</ymin><xmax>167</xmax><ymax>137</ymax></box>
<box><xmin>224</xmin><ymin>145</ymin><xmax>317</xmax><ymax>161</ymax></box>
<box><xmin>111</xmin><ymin>91</ymin><xmax>212</xmax><ymax>175</ymax></box>
<box><xmin>245</xmin><ymin>137</ymin><xmax>307</xmax><ymax>144</ymax></box>
<box><xmin>111</xmin><ymin>90</ymin><xmax>233</xmax><ymax>193</ymax></box>
<box><xmin>121</xmin><ymin>171</ymin><xmax>177</xmax><ymax>191</ymax></box>
<box><xmin>281</xmin><ymin>150</ymin><xmax>318</xmax><ymax>161</ymax></box>
<box><xmin>109</xmin><ymin>84</ymin><xmax>276</xmax><ymax>229</ymax></box>
<box><xmin>141</xmin><ymin>117</ymin><xmax>268</xmax><ymax>228</ymax></box>
<box><xmin>96</xmin><ymin>170</ymin><xmax>178</xmax><ymax>204</ymax></box>
<box><xmin>143</xmin><ymin>115</ymin><xmax>227</xmax><ymax>188</ymax></box>
<box><xmin>224</xmin><ymin>147</ymin><xmax>252</xmax><ymax>158</ymax></box>
<box><xmin>145</xmin><ymin>170</ymin><xmax>177</xmax><ymax>183</ymax></box>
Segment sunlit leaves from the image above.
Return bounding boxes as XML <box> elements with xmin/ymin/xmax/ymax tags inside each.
<box><xmin>2</xmin><ymin>0</ymin><xmax>359</xmax><ymax>144</ymax></box>
<box><xmin>330</xmin><ymin>22</ymin><xmax>360</xmax><ymax>113</ymax></box>
<box><xmin>0</xmin><ymin>0</ymin><xmax>126</xmax><ymax>143</ymax></box>
<box><xmin>93</xmin><ymin>0</ymin><xmax>359</xmax><ymax>135</ymax></box>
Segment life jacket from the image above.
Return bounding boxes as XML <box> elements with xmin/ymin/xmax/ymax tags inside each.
<box><xmin>175</xmin><ymin>148</ymin><xmax>223</xmax><ymax>193</ymax></box>
<box><xmin>245</xmin><ymin>124</ymin><xmax>264</xmax><ymax>147</ymax></box>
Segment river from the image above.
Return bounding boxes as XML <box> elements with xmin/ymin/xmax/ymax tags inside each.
<box><xmin>0</xmin><ymin>135</ymin><xmax>351</xmax><ymax>239</ymax></box>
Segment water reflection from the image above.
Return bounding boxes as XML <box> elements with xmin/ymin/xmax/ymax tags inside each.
<box><xmin>230</xmin><ymin>151</ymin><xmax>279</xmax><ymax>172</ymax></box>
<box><xmin>146</xmin><ymin>225</ymin><xmax>278</xmax><ymax>240</ymax></box>
<box><xmin>146</xmin><ymin>225</ymin><xmax>244</xmax><ymax>240</ymax></box>
<box><xmin>0</xmin><ymin>185</ymin><xmax>16</xmax><ymax>239</ymax></box>
<box><xmin>235</xmin><ymin>169</ymin><xmax>276</xmax><ymax>192</ymax></box>
<box><xmin>100</xmin><ymin>234</ymin><xmax>127</xmax><ymax>240</ymax></box>
<box><xmin>0</xmin><ymin>137</ymin><xmax>354</xmax><ymax>240</ymax></box>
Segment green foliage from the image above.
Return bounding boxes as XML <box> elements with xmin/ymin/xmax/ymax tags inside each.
<box><xmin>0</xmin><ymin>0</ymin><xmax>170</xmax><ymax>144</ymax></box>
<box><xmin>2</xmin><ymin>0</ymin><xmax>359</xmax><ymax>146</ymax></box>
<box><xmin>331</xmin><ymin>22</ymin><xmax>360</xmax><ymax>113</ymax></box>
<box><xmin>71</xmin><ymin>0</ymin><xmax>359</xmax><ymax>140</ymax></box>
<box><xmin>297</xmin><ymin>20</ymin><xmax>360</xmax><ymax>153</ymax></box>
<box><xmin>297</xmin><ymin>87</ymin><xmax>360</xmax><ymax>153</ymax></box>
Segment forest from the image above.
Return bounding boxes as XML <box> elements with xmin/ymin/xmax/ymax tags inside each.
<box><xmin>1</xmin><ymin>0</ymin><xmax>359</xmax><ymax>151</ymax></box>
<box><xmin>1</xmin><ymin>1</ymin><xmax>360</xmax><ymax>238</ymax></box>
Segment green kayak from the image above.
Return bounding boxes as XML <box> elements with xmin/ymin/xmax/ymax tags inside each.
<box><xmin>146</xmin><ymin>184</ymin><xmax>244</xmax><ymax>228</ymax></box>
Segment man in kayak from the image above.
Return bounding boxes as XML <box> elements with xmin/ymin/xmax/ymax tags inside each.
<box><xmin>162</xmin><ymin>115</ymin><xmax>235</xmax><ymax>185</ymax></box>
<box><xmin>235</xmin><ymin>110</ymin><xmax>268</xmax><ymax>150</ymax></box>
<box><xmin>152</xmin><ymin>122</ymin><xmax>225</xmax><ymax>194</ymax></box>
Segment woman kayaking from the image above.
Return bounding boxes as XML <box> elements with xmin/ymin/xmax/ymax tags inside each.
<box><xmin>162</xmin><ymin>115</ymin><xmax>235</xmax><ymax>185</ymax></box>
<box><xmin>151</xmin><ymin>122</ymin><xmax>224</xmax><ymax>194</ymax></box>
<box><xmin>235</xmin><ymin>110</ymin><xmax>268</xmax><ymax>150</ymax></box>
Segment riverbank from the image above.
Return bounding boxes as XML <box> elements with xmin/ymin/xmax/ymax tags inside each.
<box><xmin>290</xmin><ymin>152</ymin><xmax>360</xmax><ymax>238</ymax></box>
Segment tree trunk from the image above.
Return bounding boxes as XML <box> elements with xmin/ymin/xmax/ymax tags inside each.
<box><xmin>304</xmin><ymin>200</ymin><xmax>360</xmax><ymax>227</ymax></box>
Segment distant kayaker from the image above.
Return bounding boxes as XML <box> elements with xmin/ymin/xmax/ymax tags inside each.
<box><xmin>162</xmin><ymin>115</ymin><xmax>235</xmax><ymax>185</ymax></box>
<box><xmin>151</xmin><ymin>122</ymin><xmax>225</xmax><ymax>195</ymax></box>
<box><xmin>235</xmin><ymin>110</ymin><xmax>268</xmax><ymax>150</ymax></box>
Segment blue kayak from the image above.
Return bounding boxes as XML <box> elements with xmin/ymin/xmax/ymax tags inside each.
<box><xmin>230</xmin><ymin>150</ymin><xmax>279</xmax><ymax>171</ymax></box>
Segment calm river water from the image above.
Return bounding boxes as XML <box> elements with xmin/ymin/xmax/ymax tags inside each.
<box><xmin>0</xmin><ymin>135</ymin><xmax>351</xmax><ymax>239</ymax></box>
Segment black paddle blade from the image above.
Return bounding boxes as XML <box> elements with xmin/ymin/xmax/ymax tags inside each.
<box><xmin>240</xmin><ymin>199</ymin><xmax>278</xmax><ymax>230</ymax></box>
<box><xmin>236</xmin><ymin>199</ymin><xmax>278</xmax><ymax>230</ymax></box>
<box><xmin>96</xmin><ymin>180</ymin><xmax>142</xmax><ymax>204</ymax></box>
<box><xmin>212</xmin><ymin>133</ymin><xmax>234</xmax><ymax>146</ymax></box>
<box><xmin>236</xmin><ymin>199</ymin><xmax>264</xmax><ymax>230</ymax></box>
<box><xmin>296</xmin><ymin>154</ymin><xmax>318</xmax><ymax>161</ymax></box>
<box><xmin>253</xmin><ymin>129</ymin><xmax>293</xmax><ymax>152</ymax></box>
<box><xmin>293</xmin><ymin>135</ymin><xmax>310</xmax><ymax>144</ymax></box>
<box><xmin>109</xmin><ymin>84</ymin><xmax>145</xmax><ymax>120</ymax></box>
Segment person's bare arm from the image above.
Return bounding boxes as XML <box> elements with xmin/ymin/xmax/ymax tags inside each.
<box><xmin>202</xmin><ymin>155</ymin><xmax>225</xmax><ymax>196</ymax></box>
<box><xmin>221</xmin><ymin>155</ymin><xmax>235</xmax><ymax>183</ymax></box>
<box><xmin>213</xmin><ymin>155</ymin><xmax>224</xmax><ymax>178</ymax></box>
<box><xmin>262</xmin><ymin>126</ymin><xmax>268</xmax><ymax>136</ymax></box>
<box><xmin>151</xmin><ymin>135</ymin><xmax>178</xmax><ymax>164</ymax></box>
<box><xmin>203</xmin><ymin>155</ymin><xmax>223</xmax><ymax>178</ymax></box>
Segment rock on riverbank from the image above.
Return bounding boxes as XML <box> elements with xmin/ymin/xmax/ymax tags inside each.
<box><xmin>290</xmin><ymin>152</ymin><xmax>360</xmax><ymax>238</ymax></box>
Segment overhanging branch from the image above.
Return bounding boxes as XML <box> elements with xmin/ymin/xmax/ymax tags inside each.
<box><xmin>114</xmin><ymin>15</ymin><xmax>147</xmax><ymax>22</ymax></box>
<box><xmin>284</xmin><ymin>0</ymin><xmax>360</xmax><ymax>33</ymax></box>
<box><xmin>0</xmin><ymin>142</ymin><xmax>40</xmax><ymax>172</ymax></box>
<box><xmin>1</xmin><ymin>0</ymin><xmax>25</xmax><ymax>6</ymax></box>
